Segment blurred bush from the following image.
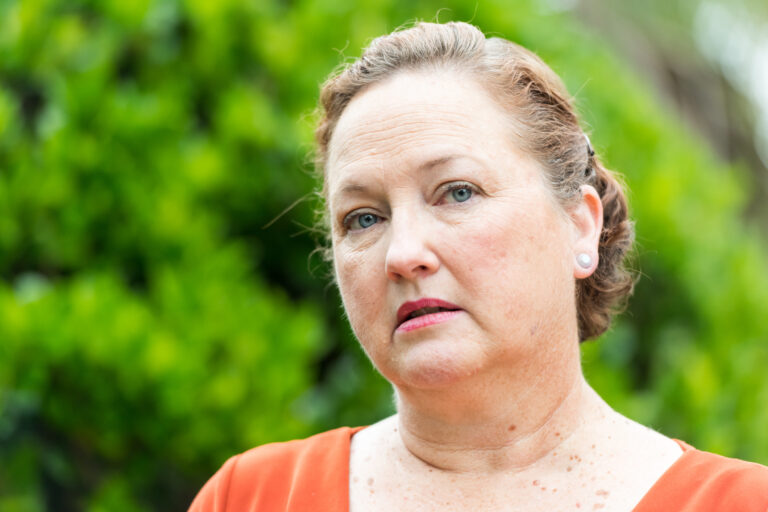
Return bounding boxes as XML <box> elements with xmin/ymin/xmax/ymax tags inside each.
<box><xmin>0</xmin><ymin>0</ymin><xmax>766</xmax><ymax>510</ymax></box>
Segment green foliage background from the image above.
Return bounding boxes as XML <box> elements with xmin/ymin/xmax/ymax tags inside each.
<box><xmin>0</xmin><ymin>0</ymin><xmax>766</xmax><ymax>510</ymax></box>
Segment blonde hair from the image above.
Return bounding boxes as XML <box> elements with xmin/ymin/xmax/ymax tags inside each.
<box><xmin>314</xmin><ymin>21</ymin><xmax>635</xmax><ymax>342</ymax></box>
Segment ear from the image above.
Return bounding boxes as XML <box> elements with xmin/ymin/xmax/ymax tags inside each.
<box><xmin>570</xmin><ymin>184</ymin><xmax>603</xmax><ymax>279</ymax></box>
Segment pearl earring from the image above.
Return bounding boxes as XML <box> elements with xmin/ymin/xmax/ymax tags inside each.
<box><xmin>576</xmin><ymin>253</ymin><xmax>592</xmax><ymax>269</ymax></box>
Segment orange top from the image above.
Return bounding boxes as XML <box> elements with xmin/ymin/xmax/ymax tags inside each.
<box><xmin>189</xmin><ymin>427</ymin><xmax>768</xmax><ymax>511</ymax></box>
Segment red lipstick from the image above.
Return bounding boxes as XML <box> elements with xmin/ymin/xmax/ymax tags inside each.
<box><xmin>396</xmin><ymin>298</ymin><xmax>462</xmax><ymax>333</ymax></box>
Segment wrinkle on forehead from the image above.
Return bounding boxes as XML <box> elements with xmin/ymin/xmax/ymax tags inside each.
<box><xmin>329</xmin><ymin>70</ymin><xmax>506</xmax><ymax>150</ymax></box>
<box><xmin>330</xmin><ymin>106</ymin><xmax>478</xmax><ymax>169</ymax></box>
<box><xmin>326</xmin><ymin>70</ymin><xmax>520</xmax><ymax>184</ymax></box>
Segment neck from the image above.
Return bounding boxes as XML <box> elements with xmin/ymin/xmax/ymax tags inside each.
<box><xmin>393</xmin><ymin>355</ymin><xmax>613</xmax><ymax>474</ymax></box>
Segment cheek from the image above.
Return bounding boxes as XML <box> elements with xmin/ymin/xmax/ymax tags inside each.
<box><xmin>452</xmin><ymin>210</ymin><xmax>543</xmax><ymax>268</ymax></box>
<box><xmin>334</xmin><ymin>249</ymin><xmax>384</xmax><ymax>333</ymax></box>
<box><xmin>449</xmin><ymin>206</ymin><xmax>572</xmax><ymax>315</ymax></box>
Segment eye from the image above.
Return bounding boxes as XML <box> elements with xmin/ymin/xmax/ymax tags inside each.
<box><xmin>450</xmin><ymin>186</ymin><xmax>472</xmax><ymax>203</ymax></box>
<box><xmin>343</xmin><ymin>211</ymin><xmax>381</xmax><ymax>231</ymax></box>
<box><xmin>440</xmin><ymin>182</ymin><xmax>477</xmax><ymax>204</ymax></box>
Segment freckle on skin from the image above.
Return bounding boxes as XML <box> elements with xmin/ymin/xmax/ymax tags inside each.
<box><xmin>368</xmin><ymin>478</ymin><xmax>374</xmax><ymax>486</ymax></box>
<box><xmin>508</xmin><ymin>424</ymin><xmax>516</xmax><ymax>431</ymax></box>
<box><xmin>567</xmin><ymin>466</ymin><xmax>572</xmax><ymax>472</ymax></box>
<box><xmin>596</xmin><ymin>490</ymin><xmax>609</xmax><ymax>497</ymax></box>
<box><xmin>576</xmin><ymin>504</ymin><xmax>581</xmax><ymax>508</ymax></box>
<box><xmin>533</xmin><ymin>480</ymin><xmax>539</xmax><ymax>486</ymax></box>
<box><xmin>555</xmin><ymin>432</ymin><xmax>560</xmax><ymax>437</ymax></box>
<box><xmin>594</xmin><ymin>504</ymin><xmax>604</xmax><ymax>510</ymax></box>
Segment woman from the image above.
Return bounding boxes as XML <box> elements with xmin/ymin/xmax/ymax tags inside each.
<box><xmin>190</xmin><ymin>22</ymin><xmax>768</xmax><ymax>511</ymax></box>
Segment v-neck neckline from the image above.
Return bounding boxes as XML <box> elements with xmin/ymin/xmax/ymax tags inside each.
<box><xmin>343</xmin><ymin>428</ymin><xmax>692</xmax><ymax>512</ymax></box>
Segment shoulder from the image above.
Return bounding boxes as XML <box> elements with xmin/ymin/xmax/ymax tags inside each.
<box><xmin>188</xmin><ymin>426</ymin><xmax>365</xmax><ymax>512</ymax></box>
<box><xmin>637</xmin><ymin>440</ymin><xmax>768</xmax><ymax>512</ymax></box>
<box><xmin>682</xmin><ymin>444</ymin><xmax>768</xmax><ymax>501</ymax></box>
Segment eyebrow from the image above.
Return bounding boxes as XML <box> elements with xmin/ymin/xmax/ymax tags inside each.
<box><xmin>418</xmin><ymin>154</ymin><xmax>461</xmax><ymax>172</ymax></box>
<box><xmin>336</xmin><ymin>154</ymin><xmax>470</xmax><ymax>196</ymax></box>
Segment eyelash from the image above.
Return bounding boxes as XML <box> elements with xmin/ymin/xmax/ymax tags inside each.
<box><xmin>341</xmin><ymin>181</ymin><xmax>479</xmax><ymax>232</ymax></box>
<box><xmin>439</xmin><ymin>181</ymin><xmax>478</xmax><ymax>204</ymax></box>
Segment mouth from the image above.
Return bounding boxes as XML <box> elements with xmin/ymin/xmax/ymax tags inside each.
<box><xmin>396</xmin><ymin>298</ymin><xmax>462</xmax><ymax>328</ymax></box>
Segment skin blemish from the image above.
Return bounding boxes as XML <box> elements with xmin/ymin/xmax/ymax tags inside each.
<box><xmin>567</xmin><ymin>466</ymin><xmax>573</xmax><ymax>472</ymax></box>
<box><xmin>508</xmin><ymin>424</ymin><xmax>516</xmax><ymax>431</ymax></box>
<box><xmin>532</xmin><ymin>480</ymin><xmax>540</xmax><ymax>486</ymax></box>
<box><xmin>593</xmin><ymin>504</ymin><xmax>604</xmax><ymax>510</ymax></box>
<box><xmin>368</xmin><ymin>478</ymin><xmax>374</xmax><ymax>486</ymax></box>
<box><xmin>596</xmin><ymin>490</ymin><xmax>609</xmax><ymax>497</ymax></box>
<box><xmin>555</xmin><ymin>432</ymin><xmax>560</xmax><ymax>437</ymax></box>
<box><xmin>576</xmin><ymin>504</ymin><xmax>581</xmax><ymax>508</ymax></box>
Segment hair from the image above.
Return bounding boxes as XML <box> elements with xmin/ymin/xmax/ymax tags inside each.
<box><xmin>313</xmin><ymin>21</ymin><xmax>635</xmax><ymax>342</ymax></box>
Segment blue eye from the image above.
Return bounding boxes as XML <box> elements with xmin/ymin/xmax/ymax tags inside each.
<box><xmin>451</xmin><ymin>186</ymin><xmax>473</xmax><ymax>202</ymax></box>
<box><xmin>345</xmin><ymin>212</ymin><xmax>379</xmax><ymax>230</ymax></box>
<box><xmin>358</xmin><ymin>213</ymin><xmax>378</xmax><ymax>228</ymax></box>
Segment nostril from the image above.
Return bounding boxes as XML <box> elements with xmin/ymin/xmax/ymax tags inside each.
<box><xmin>384</xmin><ymin>231</ymin><xmax>440</xmax><ymax>281</ymax></box>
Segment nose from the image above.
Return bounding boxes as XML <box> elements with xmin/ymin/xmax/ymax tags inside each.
<box><xmin>384</xmin><ymin>214</ymin><xmax>440</xmax><ymax>282</ymax></box>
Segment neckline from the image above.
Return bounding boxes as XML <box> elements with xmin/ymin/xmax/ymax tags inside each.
<box><xmin>630</xmin><ymin>439</ymin><xmax>694</xmax><ymax>512</ymax></box>
<box><xmin>345</xmin><ymin>428</ymin><xmax>693</xmax><ymax>512</ymax></box>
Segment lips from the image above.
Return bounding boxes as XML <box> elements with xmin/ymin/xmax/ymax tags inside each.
<box><xmin>396</xmin><ymin>298</ymin><xmax>462</xmax><ymax>328</ymax></box>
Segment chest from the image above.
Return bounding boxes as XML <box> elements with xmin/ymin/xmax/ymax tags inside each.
<box><xmin>349</xmin><ymin>461</ymin><xmax>642</xmax><ymax>512</ymax></box>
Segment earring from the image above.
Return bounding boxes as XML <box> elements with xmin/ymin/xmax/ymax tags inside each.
<box><xmin>576</xmin><ymin>253</ymin><xmax>592</xmax><ymax>269</ymax></box>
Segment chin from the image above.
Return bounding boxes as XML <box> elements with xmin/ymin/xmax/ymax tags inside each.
<box><xmin>387</xmin><ymin>341</ymin><xmax>484</xmax><ymax>390</ymax></box>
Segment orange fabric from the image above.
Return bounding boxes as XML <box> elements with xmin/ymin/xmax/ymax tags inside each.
<box><xmin>189</xmin><ymin>427</ymin><xmax>768</xmax><ymax>511</ymax></box>
<box><xmin>633</xmin><ymin>440</ymin><xmax>768</xmax><ymax>511</ymax></box>
<box><xmin>188</xmin><ymin>427</ymin><xmax>365</xmax><ymax>512</ymax></box>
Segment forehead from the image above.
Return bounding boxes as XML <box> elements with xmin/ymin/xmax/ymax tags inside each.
<box><xmin>326</xmin><ymin>69</ymin><xmax>526</xmax><ymax>192</ymax></box>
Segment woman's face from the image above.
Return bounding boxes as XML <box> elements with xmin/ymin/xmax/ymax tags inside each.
<box><xmin>326</xmin><ymin>69</ymin><xmax>591</xmax><ymax>390</ymax></box>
